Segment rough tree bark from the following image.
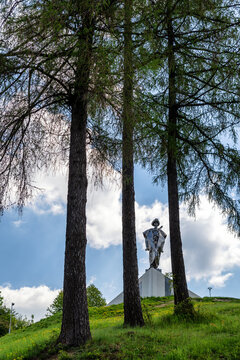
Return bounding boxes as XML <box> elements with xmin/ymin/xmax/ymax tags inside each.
<box><xmin>58</xmin><ymin>14</ymin><xmax>94</xmax><ymax>345</ymax></box>
<box><xmin>122</xmin><ymin>0</ymin><xmax>144</xmax><ymax>327</ymax></box>
<box><xmin>167</xmin><ymin>1</ymin><xmax>194</xmax><ymax>315</ymax></box>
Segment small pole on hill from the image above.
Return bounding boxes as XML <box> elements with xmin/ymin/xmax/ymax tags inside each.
<box><xmin>208</xmin><ymin>287</ymin><xmax>213</xmax><ymax>297</ymax></box>
<box><xmin>9</xmin><ymin>302</ymin><xmax>14</xmax><ymax>334</ymax></box>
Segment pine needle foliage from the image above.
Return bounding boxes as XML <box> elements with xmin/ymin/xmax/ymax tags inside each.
<box><xmin>137</xmin><ymin>0</ymin><xmax>240</xmax><ymax>235</ymax></box>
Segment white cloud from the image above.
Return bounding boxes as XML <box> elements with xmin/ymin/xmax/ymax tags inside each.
<box><xmin>87</xmin><ymin>180</ymin><xmax>122</xmax><ymax>249</ymax></box>
<box><xmin>49</xmin><ymin>204</ymin><xmax>65</xmax><ymax>215</ymax></box>
<box><xmin>179</xmin><ymin>197</ymin><xmax>240</xmax><ymax>287</ymax></box>
<box><xmin>0</xmin><ymin>285</ymin><xmax>60</xmax><ymax>322</ymax></box>
<box><xmin>29</xmin><ymin>170</ymin><xmax>68</xmax><ymax>215</ymax></box>
<box><xmin>12</xmin><ymin>220</ymin><xmax>25</xmax><ymax>228</ymax></box>
<box><xmin>27</xmin><ymin>168</ymin><xmax>122</xmax><ymax>248</ymax></box>
<box><xmin>88</xmin><ymin>275</ymin><xmax>96</xmax><ymax>285</ymax></box>
<box><xmin>208</xmin><ymin>273</ymin><xmax>233</xmax><ymax>288</ymax></box>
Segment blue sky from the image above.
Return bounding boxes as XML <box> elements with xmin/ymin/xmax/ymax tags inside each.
<box><xmin>1</xmin><ymin>164</ymin><xmax>240</xmax><ymax>321</ymax></box>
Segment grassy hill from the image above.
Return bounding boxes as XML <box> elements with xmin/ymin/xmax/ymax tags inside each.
<box><xmin>1</xmin><ymin>296</ymin><xmax>240</xmax><ymax>360</ymax></box>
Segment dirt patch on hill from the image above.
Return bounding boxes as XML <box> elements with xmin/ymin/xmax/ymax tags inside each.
<box><xmin>155</xmin><ymin>300</ymin><xmax>174</xmax><ymax>308</ymax></box>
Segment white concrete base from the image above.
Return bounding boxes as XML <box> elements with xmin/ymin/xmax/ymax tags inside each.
<box><xmin>107</xmin><ymin>268</ymin><xmax>200</xmax><ymax>305</ymax></box>
<box><xmin>139</xmin><ymin>268</ymin><xmax>170</xmax><ymax>298</ymax></box>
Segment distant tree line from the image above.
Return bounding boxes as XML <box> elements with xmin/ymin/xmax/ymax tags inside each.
<box><xmin>0</xmin><ymin>0</ymin><xmax>240</xmax><ymax>346</ymax></box>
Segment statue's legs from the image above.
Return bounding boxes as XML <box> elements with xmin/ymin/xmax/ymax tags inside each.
<box><xmin>154</xmin><ymin>251</ymin><xmax>159</xmax><ymax>268</ymax></box>
<box><xmin>149</xmin><ymin>249</ymin><xmax>155</xmax><ymax>268</ymax></box>
<box><xmin>149</xmin><ymin>249</ymin><xmax>159</xmax><ymax>269</ymax></box>
<box><xmin>150</xmin><ymin>261</ymin><xmax>157</xmax><ymax>269</ymax></box>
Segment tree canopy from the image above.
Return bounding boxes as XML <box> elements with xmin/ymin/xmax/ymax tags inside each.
<box><xmin>87</xmin><ymin>284</ymin><xmax>106</xmax><ymax>307</ymax></box>
<box><xmin>47</xmin><ymin>285</ymin><xmax>106</xmax><ymax>315</ymax></box>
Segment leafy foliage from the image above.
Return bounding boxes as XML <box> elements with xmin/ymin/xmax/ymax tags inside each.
<box><xmin>0</xmin><ymin>291</ymin><xmax>3</xmax><ymax>308</ymax></box>
<box><xmin>0</xmin><ymin>291</ymin><xmax>31</xmax><ymax>337</ymax></box>
<box><xmin>47</xmin><ymin>285</ymin><xmax>106</xmax><ymax>316</ymax></box>
<box><xmin>0</xmin><ymin>307</ymin><xmax>9</xmax><ymax>337</ymax></box>
<box><xmin>136</xmin><ymin>0</ymin><xmax>240</xmax><ymax>234</ymax></box>
<box><xmin>46</xmin><ymin>290</ymin><xmax>63</xmax><ymax>316</ymax></box>
<box><xmin>87</xmin><ymin>284</ymin><xmax>106</xmax><ymax>308</ymax></box>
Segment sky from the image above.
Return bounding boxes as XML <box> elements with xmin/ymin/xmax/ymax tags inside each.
<box><xmin>1</xmin><ymin>163</ymin><xmax>240</xmax><ymax>322</ymax></box>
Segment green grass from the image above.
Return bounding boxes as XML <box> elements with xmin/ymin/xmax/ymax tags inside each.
<box><xmin>0</xmin><ymin>312</ymin><xmax>61</xmax><ymax>360</ymax></box>
<box><xmin>1</xmin><ymin>297</ymin><xmax>240</xmax><ymax>360</ymax></box>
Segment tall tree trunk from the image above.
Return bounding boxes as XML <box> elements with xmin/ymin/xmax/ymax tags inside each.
<box><xmin>167</xmin><ymin>1</ymin><xmax>194</xmax><ymax>315</ymax></box>
<box><xmin>122</xmin><ymin>0</ymin><xmax>144</xmax><ymax>327</ymax></box>
<box><xmin>58</xmin><ymin>16</ymin><xmax>94</xmax><ymax>345</ymax></box>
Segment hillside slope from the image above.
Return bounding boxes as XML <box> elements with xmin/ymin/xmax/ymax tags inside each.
<box><xmin>1</xmin><ymin>297</ymin><xmax>240</xmax><ymax>360</ymax></box>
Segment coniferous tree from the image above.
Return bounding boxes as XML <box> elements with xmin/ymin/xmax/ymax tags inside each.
<box><xmin>0</xmin><ymin>0</ymin><xmax>118</xmax><ymax>345</ymax></box>
<box><xmin>136</xmin><ymin>0</ymin><xmax>240</xmax><ymax>315</ymax></box>
<box><xmin>122</xmin><ymin>0</ymin><xmax>144</xmax><ymax>326</ymax></box>
<box><xmin>165</xmin><ymin>0</ymin><xmax>193</xmax><ymax>312</ymax></box>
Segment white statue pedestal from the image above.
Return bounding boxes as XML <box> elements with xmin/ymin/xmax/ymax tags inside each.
<box><xmin>139</xmin><ymin>267</ymin><xmax>171</xmax><ymax>298</ymax></box>
<box><xmin>107</xmin><ymin>268</ymin><xmax>200</xmax><ymax>305</ymax></box>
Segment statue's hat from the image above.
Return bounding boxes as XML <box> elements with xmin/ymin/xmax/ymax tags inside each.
<box><xmin>151</xmin><ymin>218</ymin><xmax>160</xmax><ymax>226</ymax></box>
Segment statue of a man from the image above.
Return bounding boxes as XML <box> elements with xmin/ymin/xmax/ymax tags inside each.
<box><xmin>143</xmin><ymin>218</ymin><xmax>167</xmax><ymax>269</ymax></box>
